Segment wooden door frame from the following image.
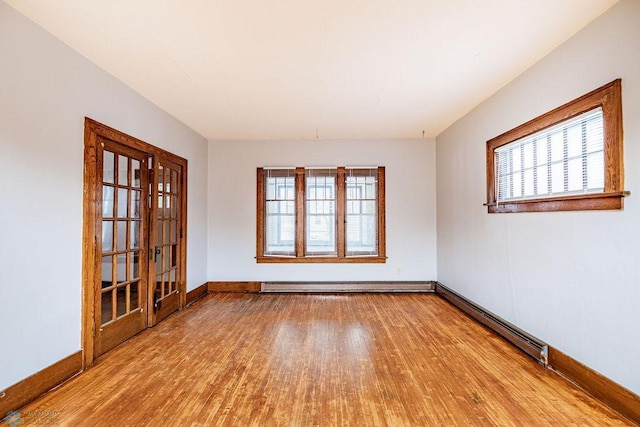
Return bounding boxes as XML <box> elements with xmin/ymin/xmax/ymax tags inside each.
<box><xmin>82</xmin><ymin>118</ymin><xmax>188</xmax><ymax>368</ymax></box>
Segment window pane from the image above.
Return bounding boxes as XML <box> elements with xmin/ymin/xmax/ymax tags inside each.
<box><xmin>551</xmin><ymin>163</ymin><xmax>564</xmax><ymax>193</ymax></box>
<box><xmin>265</xmin><ymin>173</ymin><xmax>295</xmax><ymax>255</ymax></box>
<box><xmin>567</xmin><ymin>158</ymin><xmax>582</xmax><ymax>191</ymax></box>
<box><xmin>346</xmin><ymin>172</ymin><xmax>377</xmax><ymax>255</ymax></box>
<box><xmin>550</xmin><ymin>132</ymin><xmax>563</xmax><ymax>162</ymax></box>
<box><xmin>495</xmin><ymin>108</ymin><xmax>604</xmax><ymax>202</ymax></box>
<box><xmin>536</xmin><ymin>165</ymin><xmax>548</xmax><ymax>195</ymax></box>
<box><xmin>305</xmin><ymin>172</ymin><xmax>336</xmax><ymax>255</ymax></box>
<box><xmin>266</xmin><ymin>215</ymin><xmax>295</xmax><ymax>253</ymax></box>
<box><xmin>567</xmin><ymin>125</ymin><xmax>582</xmax><ymax>158</ymax></box>
<box><xmin>535</xmin><ymin>139</ymin><xmax>548</xmax><ymax>166</ymax></box>
<box><xmin>523</xmin><ymin>142</ymin><xmax>534</xmax><ymax>169</ymax></box>
<box><xmin>523</xmin><ymin>169</ymin><xmax>534</xmax><ymax>197</ymax></box>
<box><xmin>587</xmin><ymin>152</ymin><xmax>605</xmax><ymax>190</ymax></box>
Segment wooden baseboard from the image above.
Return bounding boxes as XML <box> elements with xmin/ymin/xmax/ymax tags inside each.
<box><xmin>186</xmin><ymin>283</ymin><xmax>209</xmax><ymax>305</ymax></box>
<box><xmin>208</xmin><ymin>281</ymin><xmax>261</xmax><ymax>293</ymax></box>
<box><xmin>0</xmin><ymin>351</ymin><xmax>82</xmax><ymax>417</ymax></box>
<box><xmin>548</xmin><ymin>348</ymin><xmax>640</xmax><ymax>424</ymax></box>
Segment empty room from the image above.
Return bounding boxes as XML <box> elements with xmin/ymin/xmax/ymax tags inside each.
<box><xmin>1</xmin><ymin>0</ymin><xmax>639</xmax><ymax>425</ymax></box>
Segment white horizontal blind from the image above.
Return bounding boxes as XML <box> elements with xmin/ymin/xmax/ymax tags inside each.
<box><xmin>265</xmin><ymin>168</ymin><xmax>296</xmax><ymax>256</ymax></box>
<box><xmin>495</xmin><ymin>108</ymin><xmax>604</xmax><ymax>203</ymax></box>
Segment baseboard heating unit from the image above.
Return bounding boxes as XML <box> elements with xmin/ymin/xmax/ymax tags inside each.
<box><xmin>261</xmin><ymin>281</ymin><xmax>436</xmax><ymax>293</ymax></box>
<box><xmin>436</xmin><ymin>282</ymin><xmax>548</xmax><ymax>366</ymax></box>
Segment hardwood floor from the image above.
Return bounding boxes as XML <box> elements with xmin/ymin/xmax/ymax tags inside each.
<box><xmin>4</xmin><ymin>294</ymin><xmax>633</xmax><ymax>426</ymax></box>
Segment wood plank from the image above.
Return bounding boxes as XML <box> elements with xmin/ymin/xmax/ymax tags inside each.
<box><xmin>208</xmin><ymin>281</ymin><xmax>261</xmax><ymax>293</ymax></box>
<box><xmin>0</xmin><ymin>351</ymin><xmax>82</xmax><ymax>417</ymax></box>
<box><xmin>4</xmin><ymin>294</ymin><xmax>633</xmax><ymax>426</ymax></box>
<box><xmin>186</xmin><ymin>283</ymin><xmax>208</xmax><ymax>305</ymax></box>
<box><xmin>549</xmin><ymin>347</ymin><xmax>640</xmax><ymax>424</ymax></box>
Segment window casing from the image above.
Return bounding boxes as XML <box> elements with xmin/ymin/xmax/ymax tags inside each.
<box><xmin>257</xmin><ymin>166</ymin><xmax>386</xmax><ymax>263</ymax></box>
<box><xmin>485</xmin><ymin>79</ymin><xmax>628</xmax><ymax>213</ymax></box>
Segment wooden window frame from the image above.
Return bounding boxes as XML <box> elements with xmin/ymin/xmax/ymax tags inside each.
<box><xmin>257</xmin><ymin>166</ymin><xmax>386</xmax><ymax>263</ymax></box>
<box><xmin>485</xmin><ymin>79</ymin><xmax>629</xmax><ymax>213</ymax></box>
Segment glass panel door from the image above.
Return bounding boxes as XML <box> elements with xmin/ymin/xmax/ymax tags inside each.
<box><xmin>149</xmin><ymin>155</ymin><xmax>182</xmax><ymax>325</ymax></box>
<box><xmin>95</xmin><ymin>138</ymin><xmax>148</xmax><ymax>357</ymax></box>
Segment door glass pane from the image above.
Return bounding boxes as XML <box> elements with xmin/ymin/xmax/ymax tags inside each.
<box><xmin>116</xmin><ymin>286</ymin><xmax>127</xmax><ymax>317</ymax></box>
<box><xmin>130</xmin><ymin>281</ymin><xmax>139</xmax><ymax>310</ymax></box>
<box><xmin>171</xmin><ymin>195</ymin><xmax>178</xmax><ymax>217</ymax></box>
<box><xmin>166</xmin><ymin>275</ymin><xmax>173</xmax><ymax>294</ymax></box>
<box><xmin>116</xmin><ymin>221</ymin><xmax>128</xmax><ymax>252</ymax></box>
<box><xmin>155</xmin><ymin>275</ymin><xmax>163</xmax><ymax>300</ymax></box>
<box><xmin>130</xmin><ymin>252</ymin><xmax>140</xmax><ymax>279</ymax></box>
<box><xmin>130</xmin><ymin>220</ymin><xmax>140</xmax><ymax>249</ymax></box>
<box><xmin>118</xmin><ymin>155</ymin><xmax>129</xmax><ymax>186</ymax></box>
<box><xmin>158</xmin><ymin>166</ymin><xmax>164</xmax><ymax>192</ymax></box>
<box><xmin>170</xmin><ymin>220</ymin><xmax>177</xmax><ymax>242</ymax></box>
<box><xmin>101</xmin><ymin>290</ymin><xmax>113</xmax><ymax>324</ymax></box>
<box><xmin>131</xmin><ymin>159</ymin><xmax>141</xmax><ymax>188</ymax></box>
<box><xmin>158</xmin><ymin>195</ymin><xmax>164</xmax><ymax>217</ymax></box>
<box><xmin>101</xmin><ymin>256</ymin><xmax>113</xmax><ymax>288</ymax></box>
<box><xmin>157</xmin><ymin>220</ymin><xmax>163</xmax><ymax>246</ymax></box>
<box><xmin>163</xmin><ymin>272</ymin><xmax>170</xmax><ymax>295</ymax></box>
<box><xmin>117</xmin><ymin>189</ymin><xmax>128</xmax><ymax>218</ymax></box>
<box><xmin>171</xmin><ymin>170</ymin><xmax>177</xmax><ymax>194</ymax></box>
<box><xmin>165</xmin><ymin>168</ymin><xmax>171</xmax><ymax>193</ymax></box>
<box><xmin>164</xmin><ymin>246</ymin><xmax>171</xmax><ymax>271</ymax></box>
<box><xmin>102</xmin><ymin>186</ymin><xmax>114</xmax><ymax>218</ymax></box>
<box><xmin>103</xmin><ymin>151</ymin><xmax>115</xmax><ymax>184</ymax></box>
<box><xmin>102</xmin><ymin>221</ymin><xmax>113</xmax><ymax>252</ymax></box>
<box><xmin>171</xmin><ymin>244</ymin><xmax>177</xmax><ymax>268</ymax></box>
<box><xmin>116</xmin><ymin>253</ymin><xmax>126</xmax><ymax>284</ymax></box>
<box><xmin>131</xmin><ymin>190</ymin><xmax>141</xmax><ymax>219</ymax></box>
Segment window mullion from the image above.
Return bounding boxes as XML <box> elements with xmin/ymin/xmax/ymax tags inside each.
<box><xmin>295</xmin><ymin>167</ymin><xmax>305</xmax><ymax>257</ymax></box>
<box><xmin>581</xmin><ymin>120</ymin><xmax>588</xmax><ymax>191</ymax></box>
<box><xmin>563</xmin><ymin>127</ymin><xmax>569</xmax><ymax>192</ymax></box>
<box><xmin>337</xmin><ymin>167</ymin><xmax>346</xmax><ymax>258</ymax></box>
<box><xmin>377</xmin><ymin>167</ymin><xmax>386</xmax><ymax>259</ymax></box>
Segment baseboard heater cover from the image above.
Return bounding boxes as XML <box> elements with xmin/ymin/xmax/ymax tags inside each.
<box><xmin>436</xmin><ymin>282</ymin><xmax>548</xmax><ymax>366</ymax></box>
<box><xmin>261</xmin><ymin>281</ymin><xmax>436</xmax><ymax>293</ymax></box>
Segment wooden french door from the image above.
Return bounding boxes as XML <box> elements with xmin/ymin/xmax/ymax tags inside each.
<box><xmin>95</xmin><ymin>138</ymin><xmax>149</xmax><ymax>357</ymax></box>
<box><xmin>83</xmin><ymin>119</ymin><xmax>187</xmax><ymax>365</ymax></box>
<box><xmin>148</xmin><ymin>156</ymin><xmax>183</xmax><ymax>326</ymax></box>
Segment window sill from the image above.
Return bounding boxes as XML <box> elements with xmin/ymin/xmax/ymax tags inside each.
<box><xmin>484</xmin><ymin>191</ymin><xmax>630</xmax><ymax>213</ymax></box>
<box><xmin>256</xmin><ymin>256</ymin><xmax>387</xmax><ymax>264</ymax></box>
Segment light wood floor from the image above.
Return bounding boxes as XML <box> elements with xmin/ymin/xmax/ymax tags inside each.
<box><xmin>6</xmin><ymin>293</ymin><xmax>632</xmax><ymax>426</ymax></box>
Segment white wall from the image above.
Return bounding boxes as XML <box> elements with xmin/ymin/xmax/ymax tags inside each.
<box><xmin>436</xmin><ymin>0</ymin><xmax>640</xmax><ymax>395</ymax></box>
<box><xmin>0</xmin><ymin>1</ymin><xmax>208</xmax><ymax>391</ymax></box>
<box><xmin>208</xmin><ymin>138</ymin><xmax>437</xmax><ymax>282</ymax></box>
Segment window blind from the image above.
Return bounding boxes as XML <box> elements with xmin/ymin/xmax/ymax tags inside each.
<box><xmin>495</xmin><ymin>107</ymin><xmax>604</xmax><ymax>203</ymax></box>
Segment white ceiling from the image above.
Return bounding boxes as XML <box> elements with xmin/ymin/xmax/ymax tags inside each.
<box><xmin>6</xmin><ymin>0</ymin><xmax>618</xmax><ymax>140</ymax></box>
